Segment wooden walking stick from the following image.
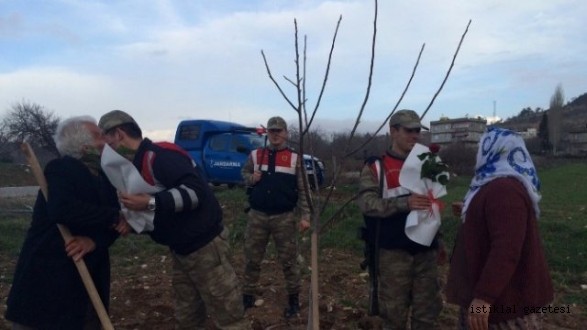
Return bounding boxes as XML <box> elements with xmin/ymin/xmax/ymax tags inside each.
<box><xmin>21</xmin><ymin>142</ymin><xmax>115</xmax><ymax>330</ymax></box>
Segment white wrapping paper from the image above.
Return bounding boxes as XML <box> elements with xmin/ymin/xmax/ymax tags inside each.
<box><xmin>100</xmin><ymin>144</ymin><xmax>161</xmax><ymax>233</ymax></box>
<box><xmin>398</xmin><ymin>143</ymin><xmax>448</xmax><ymax>246</ymax></box>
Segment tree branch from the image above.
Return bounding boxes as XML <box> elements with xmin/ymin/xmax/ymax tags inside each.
<box><xmin>261</xmin><ymin>50</ymin><xmax>298</xmax><ymax>111</ymax></box>
<box><xmin>420</xmin><ymin>19</ymin><xmax>471</xmax><ymax>120</ymax></box>
<box><xmin>345</xmin><ymin>43</ymin><xmax>425</xmax><ymax>158</ymax></box>
<box><xmin>303</xmin><ymin>15</ymin><xmax>342</xmax><ymax>136</ymax></box>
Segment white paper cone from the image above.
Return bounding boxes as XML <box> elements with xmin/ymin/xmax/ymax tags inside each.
<box><xmin>399</xmin><ymin>143</ymin><xmax>448</xmax><ymax>246</ymax></box>
<box><xmin>101</xmin><ymin>144</ymin><xmax>161</xmax><ymax>233</ymax></box>
<box><xmin>405</xmin><ymin>205</ymin><xmax>442</xmax><ymax>246</ymax></box>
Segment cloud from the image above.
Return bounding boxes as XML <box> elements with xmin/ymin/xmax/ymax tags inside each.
<box><xmin>0</xmin><ymin>0</ymin><xmax>586</xmax><ymax>137</ymax></box>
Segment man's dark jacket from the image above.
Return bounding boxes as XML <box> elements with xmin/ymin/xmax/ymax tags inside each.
<box><xmin>5</xmin><ymin>156</ymin><xmax>120</xmax><ymax>329</ymax></box>
<box><xmin>134</xmin><ymin>139</ymin><xmax>223</xmax><ymax>255</ymax></box>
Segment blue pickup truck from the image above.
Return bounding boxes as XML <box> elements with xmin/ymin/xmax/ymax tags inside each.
<box><xmin>174</xmin><ymin>119</ymin><xmax>325</xmax><ymax>188</ymax></box>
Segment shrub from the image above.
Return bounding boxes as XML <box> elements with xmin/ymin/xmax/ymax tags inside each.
<box><xmin>439</xmin><ymin>142</ymin><xmax>476</xmax><ymax>176</ymax></box>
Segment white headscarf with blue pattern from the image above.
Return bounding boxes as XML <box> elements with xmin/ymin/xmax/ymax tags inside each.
<box><xmin>461</xmin><ymin>127</ymin><xmax>541</xmax><ymax>222</ymax></box>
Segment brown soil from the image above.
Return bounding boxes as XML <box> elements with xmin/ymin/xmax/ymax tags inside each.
<box><xmin>108</xmin><ymin>248</ymin><xmax>370</xmax><ymax>330</ymax></box>
<box><xmin>105</xmin><ymin>249</ymin><xmax>583</xmax><ymax>330</ymax></box>
<box><xmin>1</xmin><ymin>246</ymin><xmax>584</xmax><ymax>329</ymax></box>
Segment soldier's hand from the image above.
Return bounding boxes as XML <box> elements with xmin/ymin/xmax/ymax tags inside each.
<box><xmin>408</xmin><ymin>193</ymin><xmax>431</xmax><ymax>210</ymax></box>
<box><xmin>252</xmin><ymin>171</ymin><xmax>262</xmax><ymax>183</ymax></box>
<box><xmin>119</xmin><ymin>192</ymin><xmax>151</xmax><ymax>211</ymax></box>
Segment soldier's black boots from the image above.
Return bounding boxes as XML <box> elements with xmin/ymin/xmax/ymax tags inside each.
<box><xmin>284</xmin><ymin>293</ymin><xmax>300</xmax><ymax>318</ymax></box>
<box><xmin>243</xmin><ymin>294</ymin><xmax>255</xmax><ymax>310</ymax></box>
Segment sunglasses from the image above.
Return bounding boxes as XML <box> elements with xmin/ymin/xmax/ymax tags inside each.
<box><xmin>268</xmin><ymin>128</ymin><xmax>284</xmax><ymax>133</ymax></box>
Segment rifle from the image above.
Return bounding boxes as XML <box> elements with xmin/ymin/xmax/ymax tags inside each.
<box><xmin>358</xmin><ymin>225</ymin><xmax>379</xmax><ymax>315</ymax></box>
<box><xmin>358</xmin><ymin>157</ymin><xmax>384</xmax><ymax>316</ymax></box>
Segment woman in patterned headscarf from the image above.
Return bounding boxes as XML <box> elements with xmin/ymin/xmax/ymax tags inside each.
<box><xmin>446</xmin><ymin>127</ymin><xmax>553</xmax><ymax>330</ymax></box>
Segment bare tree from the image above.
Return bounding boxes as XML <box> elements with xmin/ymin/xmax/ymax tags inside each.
<box><xmin>548</xmin><ymin>84</ymin><xmax>564</xmax><ymax>155</ymax></box>
<box><xmin>1</xmin><ymin>100</ymin><xmax>60</xmax><ymax>156</ymax></box>
<box><xmin>0</xmin><ymin>121</ymin><xmax>6</xmax><ymax>140</ymax></box>
<box><xmin>261</xmin><ymin>1</ymin><xmax>469</xmax><ymax>327</ymax></box>
<box><xmin>538</xmin><ymin>112</ymin><xmax>550</xmax><ymax>152</ymax></box>
<box><xmin>0</xmin><ymin>121</ymin><xmax>11</xmax><ymax>162</ymax></box>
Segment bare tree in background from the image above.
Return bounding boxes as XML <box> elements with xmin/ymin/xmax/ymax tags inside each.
<box><xmin>261</xmin><ymin>0</ymin><xmax>469</xmax><ymax>328</ymax></box>
<box><xmin>0</xmin><ymin>121</ymin><xmax>10</xmax><ymax>162</ymax></box>
<box><xmin>548</xmin><ymin>84</ymin><xmax>564</xmax><ymax>155</ymax></box>
<box><xmin>1</xmin><ymin>100</ymin><xmax>60</xmax><ymax>156</ymax></box>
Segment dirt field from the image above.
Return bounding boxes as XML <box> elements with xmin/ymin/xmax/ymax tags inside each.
<box><xmin>1</xmin><ymin>235</ymin><xmax>584</xmax><ymax>329</ymax></box>
<box><xmin>114</xmin><ymin>251</ymin><xmax>585</xmax><ymax>330</ymax></box>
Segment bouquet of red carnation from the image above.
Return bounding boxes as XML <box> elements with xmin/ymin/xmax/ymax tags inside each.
<box><xmin>417</xmin><ymin>144</ymin><xmax>449</xmax><ymax>185</ymax></box>
<box><xmin>398</xmin><ymin>143</ymin><xmax>450</xmax><ymax>246</ymax></box>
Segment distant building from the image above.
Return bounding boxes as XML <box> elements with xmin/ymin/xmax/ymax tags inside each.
<box><xmin>429</xmin><ymin>117</ymin><xmax>487</xmax><ymax>146</ymax></box>
<box><xmin>563</xmin><ymin>127</ymin><xmax>587</xmax><ymax>156</ymax></box>
<box><xmin>518</xmin><ymin>127</ymin><xmax>538</xmax><ymax>139</ymax></box>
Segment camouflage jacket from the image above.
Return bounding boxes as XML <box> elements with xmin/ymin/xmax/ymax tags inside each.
<box><xmin>356</xmin><ymin>150</ymin><xmax>437</xmax><ymax>252</ymax></box>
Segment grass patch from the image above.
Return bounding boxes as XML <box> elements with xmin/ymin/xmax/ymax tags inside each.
<box><xmin>0</xmin><ymin>163</ymin><xmax>37</xmax><ymax>186</ymax></box>
<box><xmin>319</xmin><ymin>202</ymin><xmax>364</xmax><ymax>252</ymax></box>
<box><xmin>537</xmin><ymin>163</ymin><xmax>587</xmax><ymax>307</ymax></box>
<box><xmin>0</xmin><ymin>217</ymin><xmax>29</xmax><ymax>258</ymax></box>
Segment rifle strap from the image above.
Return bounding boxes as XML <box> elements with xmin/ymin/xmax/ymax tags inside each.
<box><xmin>374</xmin><ymin>158</ymin><xmax>384</xmax><ymax>273</ymax></box>
<box><xmin>258</xmin><ymin>135</ymin><xmax>268</xmax><ymax>173</ymax></box>
<box><xmin>367</xmin><ymin>157</ymin><xmax>385</xmax><ymax>316</ymax></box>
<box><xmin>246</xmin><ymin>136</ymin><xmax>268</xmax><ymax>196</ymax></box>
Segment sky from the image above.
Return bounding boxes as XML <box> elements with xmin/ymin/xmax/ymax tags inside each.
<box><xmin>1</xmin><ymin>0</ymin><xmax>586</xmax><ymax>141</ymax></box>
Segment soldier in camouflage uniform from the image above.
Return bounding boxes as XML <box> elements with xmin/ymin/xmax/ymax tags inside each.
<box><xmin>356</xmin><ymin>110</ymin><xmax>444</xmax><ymax>330</ymax></box>
<box><xmin>99</xmin><ymin>110</ymin><xmax>249</xmax><ymax>330</ymax></box>
<box><xmin>241</xmin><ymin>116</ymin><xmax>311</xmax><ymax>318</ymax></box>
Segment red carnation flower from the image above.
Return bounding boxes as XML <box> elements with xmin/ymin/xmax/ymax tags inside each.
<box><xmin>429</xmin><ymin>144</ymin><xmax>440</xmax><ymax>154</ymax></box>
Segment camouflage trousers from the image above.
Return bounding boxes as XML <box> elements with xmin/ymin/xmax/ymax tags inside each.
<box><xmin>378</xmin><ymin>248</ymin><xmax>442</xmax><ymax>330</ymax></box>
<box><xmin>171</xmin><ymin>228</ymin><xmax>250</xmax><ymax>330</ymax></box>
<box><xmin>243</xmin><ymin>209</ymin><xmax>300</xmax><ymax>295</ymax></box>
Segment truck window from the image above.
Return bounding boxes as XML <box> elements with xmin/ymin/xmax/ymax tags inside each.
<box><xmin>209</xmin><ymin>134</ymin><xmax>230</xmax><ymax>151</ymax></box>
<box><xmin>249</xmin><ymin>135</ymin><xmax>265</xmax><ymax>149</ymax></box>
<box><xmin>230</xmin><ymin>135</ymin><xmax>245</xmax><ymax>152</ymax></box>
<box><xmin>178</xmin><ymin>124</ymin><xmax>201</xmax><ymax>140</ymax></box>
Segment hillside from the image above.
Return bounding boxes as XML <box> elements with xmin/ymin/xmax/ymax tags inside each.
<box><xmin>500</xmin><ymin>91</ymin><xmax>587</xmax><ymax>131</ymax></box>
